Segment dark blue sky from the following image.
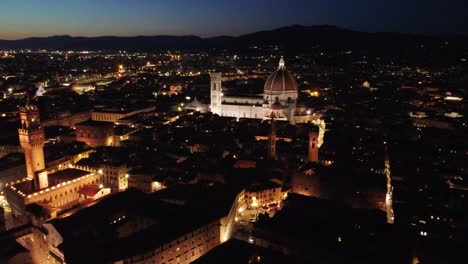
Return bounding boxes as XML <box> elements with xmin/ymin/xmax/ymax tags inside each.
<box><xmin>1</xmin><ymin>0</ymin><xmax>467</xmax><ymax>39</ymax></box>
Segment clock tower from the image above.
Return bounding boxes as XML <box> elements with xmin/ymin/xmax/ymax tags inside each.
<box><xmin>18</xmin><ymin>99</ymin><xmax>46</xmax><ymax>185</ymax></box>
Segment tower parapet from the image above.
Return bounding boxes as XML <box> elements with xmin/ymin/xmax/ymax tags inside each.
<box><xmin>18</xmin><ymin>101</ymin><xmax>46</xmax><ymax>186</ymax></box>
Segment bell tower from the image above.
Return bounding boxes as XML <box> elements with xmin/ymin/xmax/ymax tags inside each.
<box><xmin>308</xmin><ymin>130</ymin><xmax>320</xmax><ymax>163</ymax></box>
<box><xmin>18</xmin><ymin>100</ymin><xmax>46</xmax><ymax>183</ymax></box>
<box><xmin>210</xmin><ymin>72</ymin><xmax>222</xmax><ymax>115</ymax></box>
<box><xmin>268</xmin><ymin>118</ymin><xmax>277</xmax><ymax>160</ymax></box>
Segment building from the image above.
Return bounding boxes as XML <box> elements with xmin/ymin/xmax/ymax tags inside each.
<box><xmin>210</xmin><ymin>57</ymin><xmax>325</xmax><ymax>146</ymax></box>
<box><xmin>92</xmin><ymin>105</ymin><xmax>155</xmax><ymax>123</ymax></box>
<box><xmin>74</xmin><ymin>120</ymin><xmax>115</xmax><ymax>147</ymax></box>
<box><xmin>267</xmin><ymin>119</ymin><xmax>277</xmax><ymax>160</ymax></box>
<box><xmin>244</xmin><ymin>180</ymin><xmax>284</xmax><ymax>210</ymax></box>
<box><xmin>192</xmin><ymin>238</ymin><xmax>300</xmax><ymax>264</ymax></box>
<box><xmin>248</xmin><ymin>193</ymin><xmax>414</xmax><ymax>264</ymax></box>
<box><xmin>0</xmin><ymin>145</ymin><xmax>22</xmax><ymax>158</ymax></box>
<box><xmin>289</xmin><ymin>166</ymin><xmax>321</xmax><ymax>197</ymax></box>
<box><xmin>127</xmin><ymin>167</ymin><xmax>166</xmax><ymax>193</ymax></box>
<box><xmin>185</xmin><ymin>97</ymin><xmax>209</xmax><ymax>113</ymax></box>
<box><xmin>7</xmin><ymin>184</ymin><xmax>239</xmax><ymax>264</ymax></box>
<box><xmin>4</xmin><ymin>168</ymin><xmax>102</xmax><ymax>221</ymax></box>
<box><xmin>101</xmin><ymin>163</ymin><xmax>129</xmax><ymax>192</ymax></box>
<box><xmin>77</xmin><ymin>184</ymin><xmax>111</xmax><ymax>202</ymax></box>
<box><xmin>0</xmin><ymin>153</ymin><xmax>26</xmax><ymax>191</ymax></box>
<box><xmin>17</xmin><ymin>101</ymin><xmax>45</xmax><ymax>181</ymax></box>
<box><xmin>41</xmin><ymin>111</ymin><xmax>91</xmax><ymax>128</ymax></box>
<box><xmin>308</xmin><ymin>129</ymin><xmax>320</xmax><ymax>163</ymax></box>
<box><xmin>4</xmin><ymin>100</ymin><xmax>103</xmax><ymax>223</ymax></box>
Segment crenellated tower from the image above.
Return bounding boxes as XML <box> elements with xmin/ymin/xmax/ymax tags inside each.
<box><xmin>18</xmin><ymin>99</ymin><xmax>46</xmax><ymax>187</ymax></box>
<box><xmin>308</xmin><ymin>130</ymin><xmax>320</xmax><ymax>163</ymax></box>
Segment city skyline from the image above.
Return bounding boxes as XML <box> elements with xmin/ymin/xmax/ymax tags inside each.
<box><xmin>1</xmin><ymin>0</ymin><xmax>468</xmax><ymax>40</ymax></box>
<box><xmin>0</xmin><ymin>2</ymin><xmax>466</xmax><ymax>263</ymax></box>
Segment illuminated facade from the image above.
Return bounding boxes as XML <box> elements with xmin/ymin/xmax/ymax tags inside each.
<box><xmin>18</xmin><ymin>102</ymin><xmax>45</xmax><ymax>181</ymax></box>
<box><xmin>210</xmin><ymin>57</ymin><xmax>325</xmax><ymax>146</ymax></box>
<box><xmin>5</xmin><ymin>169</ymin><xmax>102</xmax><ymax>220</ymax></box>
<box><xmin>244</xmin><ymin>181</ymin><xmax>284</xmax><ymax>210</ymax></box>
<box><xmin>118</xmin><ymin>220</ymin><xmax>221</xmax><ymax>264</ymax></box>
<box><xmin>75</xmin><ymin>120</ymin><xmax>115</xmax><ymax>147</ymax></box>
<box><xmin>127</xmin><ymin>169</ymin><xmax>166</xmax><ymax>193</ymax></box>
<box><xmin>11</xmin><ymin>186</ymin><xmax>238</xmax><ymax>264</ymax></box>
<box><xmin>4</xmin><ymin>101</ymin><xmax>103</xmax><ymax>222</ymax></box>
<box><xmin>101</xmin><ymin>164</ymin><xmax>129</xmax><ymax>192</ymax></box>
<box><xmin>92</xmin><ymin>106</ymin><xmax>155</xmax><ymax>123</ymax></box>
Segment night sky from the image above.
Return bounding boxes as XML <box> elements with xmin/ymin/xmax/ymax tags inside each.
<box><xmin>1</xmin><ymin>0</ymin><xmax>467</xmax><ymax>40</ymax></box>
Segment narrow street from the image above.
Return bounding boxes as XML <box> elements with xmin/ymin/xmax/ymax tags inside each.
<box><xmin>384</xmin><ymin>145</ymin><xmax>394</xmax><ymax>224</ymax></box>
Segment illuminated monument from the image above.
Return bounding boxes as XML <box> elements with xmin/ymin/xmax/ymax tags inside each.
<box><xmin>210</xmin><ymin>57</ymin><xmax>325</xmax><ymax>146</ymax></box>
<box><xmin>18</xmin><ymin>99</ymin><xmax>46</xmax><ymax>186</ymax></box>
<box><xmin>5</xmin><ymin>99</ymin><xmax>103</xmax><ymax>222</ymax></box>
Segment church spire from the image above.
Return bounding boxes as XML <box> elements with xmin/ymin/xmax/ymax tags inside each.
<box><xmin>268</xmin><ymin>117</ymin><xmax>277</xmax><ymax>160</ymax></box>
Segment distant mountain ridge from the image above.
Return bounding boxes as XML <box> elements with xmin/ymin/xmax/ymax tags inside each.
<box><xmin>0</xmin><ymin>25</ymin><xmax>467</xmax><ymax>56</ymax></box>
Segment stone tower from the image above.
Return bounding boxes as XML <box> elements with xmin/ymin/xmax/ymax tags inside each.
<box><xmin>210</xmin><ymin>72</ymin><xmax>222</xmax><ymax>115</ymax></box>
<box><xmin>308</xmin><ymin>130</ymin><xmax>319</xmax><ymax>163</ymax></box>
<box><xmin>268</xmin><ymin>118</ymin><xmax>277</xmax><ymax>160</ymax></box>
<box><xmin>18</xmin><ymin>99</ymin><xmax>47</xmax><ymax>188</ymax></box>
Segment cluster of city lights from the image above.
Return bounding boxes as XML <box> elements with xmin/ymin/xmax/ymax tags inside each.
<box><xmin>7</xmin><ymin>172</ymin><xmax>97</xmax><ymax>199</ymax></box>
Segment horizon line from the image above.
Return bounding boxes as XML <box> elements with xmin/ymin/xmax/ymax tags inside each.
<box><xmin>1</xmin><ymin>24</ymin><xmax>467</xmax><ymax>41</ymax></box>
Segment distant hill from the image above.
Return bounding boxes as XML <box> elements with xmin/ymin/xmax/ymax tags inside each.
<box><xmin>0</xmin><ymin>25</ymin><xmax>467</xmax><ymax>60</ymax></box>
<box><xmin>0</xmin><ymin>34</ymin><xmax>206</xmax><ymax>50</ymax></box>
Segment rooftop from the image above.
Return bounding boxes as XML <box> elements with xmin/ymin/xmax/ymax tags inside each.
<box><xmin>77</xmin><ymin>184</ymin><xmax>102</xmax><ymax>197</ymax></box>
<box><xmin>192</xmin><ymin>238</ymin><xmax>301</xmax><ymax>264</ymax></box>
<box><xmin>48</xmin><ymin>168</ymin><xmax>91</xmax><ymax>184</ymax></box>
<box><xmin>10</xmin><ymin>168</ymin><xmax>92</xmax><ymax>195</ymax></box>
<box><xmin>245</xmin><ymin>180</ymin><xmax>281</xmax><ymax>193</ymax></box>
<box><xmin>75</xmin><ymin>120</ymin><xmax>114</xmax><ymax>127</ymax></box>
<box><xmin>48</xmin><ymin>184</ymin><xmax>239</xmax><ymax>263</ymax></box>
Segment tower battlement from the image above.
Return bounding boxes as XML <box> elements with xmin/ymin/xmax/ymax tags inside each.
<box><xmin>17</xmin><ymin>101</ymin><xmax>46</xmax><ymax>185</ymax></box>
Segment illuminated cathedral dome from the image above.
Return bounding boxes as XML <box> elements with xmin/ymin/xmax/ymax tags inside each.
<box><xmin>264</xmin><ymin>57</ymin><xmax>298</xmax><ymax>95</ymax></box>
